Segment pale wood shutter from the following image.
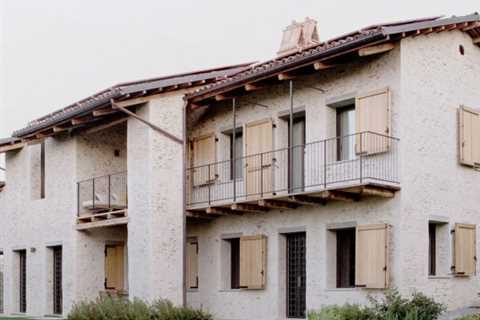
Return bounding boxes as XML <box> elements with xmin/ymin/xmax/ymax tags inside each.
<box><xmin>186</xmin><ymin>241</ymin><xmax>199</xmax><ymax>289</ymax></box>
<box><xmin>245</xmin><ymin>120</ymin><xmax>273</xmax><ymax>199</ymax></box>
<box><xmin>239</xmin><ymin>235</ymin><xmax>267</xmax><ymax>289</ymax></box>
<box><xmin>458</xmin><ymin>106</ymin><xmax>480</xmax><ymax>167</ymax></box>
<box><xmin>192</xmin><ymin>134</ymin><xmax>216</xmax><ymax>185</ymax></box>
<box><xmin>355</xmin><ymin>88</ymin><xmax>391</xmax><ymax>155</ymax></box>
<box><xmin>355</xmin><ymin>224</ymin><xmax>389</xmax><ymax>289</ymax></box>
<box><xmin>454</xmin><ymin>223</ymin><xmax>476</xmax><ymax>276</ymax></box>
<box><xmin>105</xmin><ymin>245</ymin><xmax>124</xmax><ymax>290</ymax></box>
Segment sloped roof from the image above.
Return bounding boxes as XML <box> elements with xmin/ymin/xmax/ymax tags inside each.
<box><xmin>187</xmin><ymin>13</ymin><xmax>480</xmax><ymax>102</ymax></box>
<box><xmin>11</xmin><ymin>63</ymin><xmax>252</xmax><ymax>138</ymax></box>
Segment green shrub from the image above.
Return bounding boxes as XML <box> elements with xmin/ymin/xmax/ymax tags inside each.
<box><xmin>68</xmin><ymin>296</ymin><xmax>212</xmax><ymax>320</ymax></box>
<box><xmin>457</xmin><ymin>315</ymin><xmax>480</xmax><ymax>320</ymax></box>
<box><xmin>308</xmin><ymin>289</ymin><xmax>445</xmax><ymax>320</ymax></box>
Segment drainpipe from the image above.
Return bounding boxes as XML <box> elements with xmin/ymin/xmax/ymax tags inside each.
<box><xmin>289</xmin><ymin>80</ymin><xmax>294</xmax><ymax>194</ymax></box>
<box><xmin>182</xmin><ymin>99</ymin><xmax>188</xmax><ymax>307</ymax></box>
<box><xmin>232</xmin><ymin>98</ymin><xmax>236</xmax><ymax>203</ymax></box>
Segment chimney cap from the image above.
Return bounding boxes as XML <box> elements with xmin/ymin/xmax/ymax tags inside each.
<box><xmin>277</xmin><ymin>17</ymin><xmax>320</xmax><ymax>56</ymax></box>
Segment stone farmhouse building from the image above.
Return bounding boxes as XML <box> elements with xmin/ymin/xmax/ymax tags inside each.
<box><xmin>0</xmin><ymin>12</ymin><xmax>480</xmax><ymax>320</ymax></box>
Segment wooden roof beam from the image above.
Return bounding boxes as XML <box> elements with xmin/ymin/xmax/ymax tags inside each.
<box><xmin>215</xmin><ymin>94</ymin><xmax>235</xmax><ymax>101</ymax></box>
<box><xmin>258</xmin><ymin>199</ymin><xmax>299</xmax><ymax>210</ymax></box>
<box><xmin>462</xmin><ymin>22</ymin><xmax>480</xmax><ymax>31</ymax></box>
<box><xmin>358</xmin><ymin>43</ymin><xmax>395</xmax><ymax>57</ymax></box>
<box><xmin>313</xmin><ymin>61</ymin><xmax>336</xmax><ymax>71</ymax></box>
<box><xmin>473</xmin><ymin>37</ymin><xmax>480</xmax><ymax>44</ymax></box>
<box><xmin>0</xmin><ymin>141</ymin><xmax>25</xmax><ymax>153</ymax></box>
<box><xmin>244</xmin><ymin>83</ymin><xmax>265</xmax><ymax>92</ymax></box>
<box><xmin>93</xmin><ymin>107</ymin><xmax>117</xmax><ymax>117</ymax></box>
<box><xmin>71</xmin><ymin>116</ymin><xmax>92</xmax><ymax>126</ymax></box>
<box><xmin>278</xmin><ymin>72</ymin><xmax>296</xmax><ymax>81</ymax></box>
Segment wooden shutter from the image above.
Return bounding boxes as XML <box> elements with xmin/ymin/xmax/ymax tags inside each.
<box><xmin>239</xmin><ymin>235</ymin><xmax>267</xmax><ymax>289</ymax></box>
<box><xmin>355</xmin><ymin>224</ymin><xmax>389</xmax><ymax>289</ymax></box>
<box><xmin>458</xmin><ymin>106</ymin><xmax>480</xmax><ymax>167</ymax></box>
<box><xmin>454</xmin><ymin>223</ymin><xmax>476</xmax><ymax>276</ymax></box>
<box><xmin>105</xmin><ymin>245</ymin><xmax>124</xmax><ymax>290</ymax></box>
<box><xmin>186</xmin><ymin>241</ymin><xmax>199</xmax><ymax>289</ymax></box>
<box><xmin>355</xmin><ymin>88</ymin><xmax>391</xmax><ymax>155</ymax></box>
<box><xmin>192</xmin><ymin>134</ymin><xmax>216</xmax><ymax>185</ymax></box>
<box><xmin>245</xmin><ymin>120</ymin><xmax>273</xmax><ymax>199</ymax></box>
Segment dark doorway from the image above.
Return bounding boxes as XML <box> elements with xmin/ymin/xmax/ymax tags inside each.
<box><xmin>286</xmin><ymin>232</ymin><xmax>306</xmax><ymax>318</ymax></box>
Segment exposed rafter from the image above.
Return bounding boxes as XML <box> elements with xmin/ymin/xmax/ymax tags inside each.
<box><xmin>358</xmin><ymin>43</ymin><xmax>395</xmax><ymax>57</ymax></box>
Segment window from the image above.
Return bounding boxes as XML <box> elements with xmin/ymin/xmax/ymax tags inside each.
<box><xmin>458</xmin><ymin>106</ymin><xmax>480</xmax><ymax>167</ymax></box>
<box><xmin>286</xmin><ymin>232</ymin><xmax>306</xmax><ymax>319</ymax></box>
<box><xmin>336</xmin><ymin>106</ymin><xmax>356</xmax><ymax>161</ymax></box>
<box><xmin>223</xmin><ymin>235</ymin><xmax>267</xmax><ymax>290</ymax></box>
<box><xmin>30</xmin><ymin>142</ymin><xmax>46</xmax><ymax>199</ymax></box>
<box><xmin>228</xmin><ymin>238</ymin><xmax>240</xmax><ymax>289</ymax></box>
<box><xmin>229</xmin><ymin>131</ymin><xmax>243</xmax><ymax>180</ymax></box>
<box><xmin>186</xmin><ymin>240</ymin><xmax>199</xmax><ymax>289</ymax></box>
<box><xmin>336</xmin><ymin>228</ymin><xmax>356</xmax><ymax>288</ymax></box>
<box><xmin>16</xmin><ymin>250</ymin><xmax>27</xmax><ymax>313</ymax></box>
<box><xmin>289</xmin><ymin>117</ymin><xmax>306</xmax><ymax>192</ymax></box>
<box><xmin>428</xmin><ymin>223</ymin><xmax>436</xmax><ymax>276</ymax></box>
<box><xmin>52</xmin><ymin>247</ymin><xmax>62</xmax><ymax>315</ymax></box>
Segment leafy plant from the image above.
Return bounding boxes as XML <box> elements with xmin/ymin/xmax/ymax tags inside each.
<box><xmin>308</xmin><ymin>289</ymin><xmax>445</xmax><ymax>320</ymax></box>
<box><xmin>68</xmin><ymin>296</ymin><xmax>212</xmax><ymax>320</ymax></box>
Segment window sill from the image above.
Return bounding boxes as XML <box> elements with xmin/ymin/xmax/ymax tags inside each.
<box><xmin>325</xmin><ymin>287</ymin><xmax>360</xmax><ymax>292</ymax></box>
<box><xmin>428</xmin><ymin>275</ymin><xmax>452</xmax><ymax>280</ymax></box>
<box><xmin>218</xmin><ymin>288</ymin><xmax>243</xmax><ymax>292</ymax></box>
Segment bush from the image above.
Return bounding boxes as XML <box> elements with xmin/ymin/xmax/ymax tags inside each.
<box><xmin>68</xmin><ymin>296</ymin><xmax>212</xmax><ymax>320</ymax></box>
<box><xmin>457</xmin><ymin>315</ymin><xmax>480</xmax><ymax>320</ymax></box>
<box><xmin>308</xmin><ymin>289</ymin><xmax>445</xmax><ymax>320</ymax></box>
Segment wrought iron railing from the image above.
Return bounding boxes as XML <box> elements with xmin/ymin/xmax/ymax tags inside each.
<box><xmin>187</xmin><ymin>132</ymin><xmax>399</xmax><ymax>207</ymax></box>
<box><xmin>77</xmin><ymin>171</ymin><xmax>128</xmax><ymax>217</ymax></box>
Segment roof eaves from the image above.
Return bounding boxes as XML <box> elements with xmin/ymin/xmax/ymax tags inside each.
<box><xmin>187</xmin><ymin>29</ymin><xmax>388</xmax><ymax>101</ymax></box>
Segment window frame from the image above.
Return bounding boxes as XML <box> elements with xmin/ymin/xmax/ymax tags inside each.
<box><xmin>335</xmin><ymin>228</ymin><xmax>356</xmax><ymax>288</ymax></box>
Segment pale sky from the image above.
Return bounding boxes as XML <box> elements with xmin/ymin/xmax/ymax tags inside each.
<box><xmin>0</xmin><ymin>0</ymin><xmax>478</xmax><ymax>175</ymax></box>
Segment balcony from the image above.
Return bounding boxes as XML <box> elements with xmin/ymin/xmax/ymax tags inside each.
<box><xmin>187</xmin><ymin>132</ymin><xmax>399</xmax><ymax>217</ymax></box>
<box><xmin>76</xmin><ymin>171</ymin><xmax>128</xmax><ymax>230</ymax></box>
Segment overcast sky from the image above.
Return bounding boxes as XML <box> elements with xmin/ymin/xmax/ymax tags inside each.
<box><xmin>0</xmin><ymin>0</ymin><xmax>478</xmax><ymax>174</ymax></box>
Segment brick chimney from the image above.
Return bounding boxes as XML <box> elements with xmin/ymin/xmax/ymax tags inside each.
<box><xmin>277</xmin><ymin>17</ymin><xmax>320</xmax><ymax>56</ymax></box>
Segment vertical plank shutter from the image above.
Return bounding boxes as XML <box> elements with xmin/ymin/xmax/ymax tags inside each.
<box><xmin>454</xmin><ymin>223</ymin><xmax>476</xmax><ymax>276</ymax></box>
<box><xmin>239</xmin><ymin>235</ymin><xmax>267</xmax><ymax>289</ymax></box>
<box><xmin>186</xmin><ymin>242</ymin><xmax>199</xmax><ymax>289</ymax></box>
<box><xmin>245</xmin><ymin>120</ymin><xmax>273</xmax><ymax>198</ymax></box>
<box><xmin>193</xmin><ymin>134</ymin><xmax>216</xmax><ymax>185</ymax></box>
<box><xmin>355</xmin><ymin>224</ymin><xmax>389</xmax><ymax>289</ymax></box>
<box><xmin>105</xmin><ymin>245</ymin><xmax>124</xmax><ymax>290</ymax></box>
<box><xmin>355</xmin><ymin>88</ymin><xmax>391</xmax><ymax>154</ymax></box>
<box><xmin>458</xmin><ymin>106</ymin><xmax>480</xmax><ymax>167</ymax></box>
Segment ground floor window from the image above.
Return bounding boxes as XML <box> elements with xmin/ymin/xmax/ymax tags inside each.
<box><xmin>336</xmin><ymin>228</ymin><xmax>356</xmax><ymax>288</ymax></box>
<box><xmin>428</xmin><ymin>223</ymin><xmax>436</xmax><ymax>276</ymax></box>
<box><xmin>52</xmin><ymin>246</ymin><xmax>62</xmax><ymax>315</ymax></box>
<box><xmin>15</xmin><ymin>249</ymin><xmax>27</xmax><ymax>313</ymax></box>
<box><xmin>186</xmin><ymin>239</ymin><xmax>199</xmax><ymax>289</ymax></box>
<box><xmin>105</xmin><ymin>244</ymin><xmax>125</xmax><ymax>291</ymax></box>
<box><xmin>227</xmin><ymin>238</ymin><xmax>240</xmax><ymax>289</ymax></box>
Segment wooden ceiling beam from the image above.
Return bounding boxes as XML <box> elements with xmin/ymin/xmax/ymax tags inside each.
<box><xmin>215</xmin><ymin>94</ymin><xmax>234</xmax><ymax>101</ymax></box>
<box><xmin>71</xmin><ymin>116</ymin><xmax>92</xmax><ymax>126</ymax></box>
<box><xmin>231</xmin><ymin>203</ymin><xmax>269</xmax><ymax>213</ymax></box>
<box><xmin>258</xmin><ymin>199</ymin><xmax>299</xmax><ymax>210</ymax></box>
<box><xmin>0</xmin><ymin>142</ymin><xmax>25</xmax><ymax>153</ymax></box>
<box><xmin>473</xmin><ymin>37</ymin><xmax>480</xmax><ymax>44</ymax></box>
<box><xmin>434</xmin><ymin>26</ymin><xmax>446</xmax><ymax>33</ymax></box>
<box><xmin>462</xmin><ymin>22</ymin><xmax>480</xmax><ymax>31</ymax></box>
<box><xmin>358</xmin><ymin>43</ymin><xmax>395</xmax><ymax>57</ymax></box>
<box><xmin>289</xmin><ymin>195</ymin><xmax>326</xmax><ymax>206</ymax></box>
<box><xmin>206</xmin><ymin>206</ymin><xmax>240</xmax><ymax>216</ymax></box>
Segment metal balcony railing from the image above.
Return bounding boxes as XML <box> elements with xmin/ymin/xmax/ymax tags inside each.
<box><xmin>187</xmin><ymin>132</ymin><xmax>399</xmax><ymax>207</ymax></box>
<box><xmin>77</xmin><ymin>171</ymin><xmax>128</xmax><ymax>217</ymax></box>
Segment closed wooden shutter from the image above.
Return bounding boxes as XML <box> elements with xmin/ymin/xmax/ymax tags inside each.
<box><xmin>355</xmin><ymin>224</ymin><xmax>389</xmax><ymax>289</ymax></box>
<box><xmin>458</xmin><ymin>106</ymin><xmax>480</xmax><ymax>167</ymax></box>
<box><xmin>355</xmin><ymin>88</ymin><xmax>391</xmax><ymax>154</ymax></box>
<box><xmin>239</xmin><ymin>235</ymin><xmax>267</xmax><ymax>289</ymax></box>
<box><xmin>192</xmin><ymin>134</ymin><xmax>216</xmax><ymax>185</ymax></box>
<box><xmin>454</xmin><ymin>223</ymin><xmax>476</xmax><ymax>276</ymax></box>
<box><xmin>186</xmin><ymin>241</ymin><xmax>199</xmax><ymax>289</ymax></box>
<box><xmin>105</xmin><ymin>245</ymin><xmax>124</xmax><ymax>290</ymax></box>
<box><xmin>245</xmin><ymin>120</ymin><xmax>273</xmax><ymax>199</ymax></box>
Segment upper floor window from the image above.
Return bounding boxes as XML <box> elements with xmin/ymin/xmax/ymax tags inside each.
<box><xmin>336</xmin><ymin>106</ymin><xmax>356</xmax><ymax>161</ymax></box>
<box><xmin>229</xmin><ymin>130</ymin><xmax>243</xmax><ymax>180</ymax></box>
<box><xmin>30</xmin><ymin>142</ymin><xmax>45</xmax><ymax>200</ymax></box>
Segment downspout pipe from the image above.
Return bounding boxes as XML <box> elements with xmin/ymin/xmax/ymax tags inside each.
<box><xmin>182</xmin><ymin>99</ymin><xmax>188</xmax><ymax>307</ymax></box>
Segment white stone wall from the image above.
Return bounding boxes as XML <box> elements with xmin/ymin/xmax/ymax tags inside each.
<box><xmin>395</xmin><ymin>30</ymin><xmax>480</xmax><ymax>309</ymax></box>
<box><xmin>127</xmin><ymin>92</ymin><xmax>185</xmax><ymax>305</ymax></box>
